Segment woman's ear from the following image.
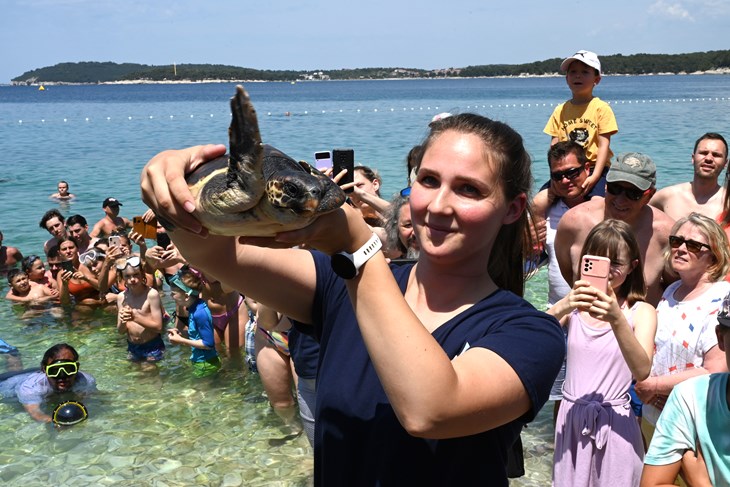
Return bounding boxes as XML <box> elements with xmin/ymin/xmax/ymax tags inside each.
<box><xmin>502</xmin><ymin>193</ymin><xmax>527</xmax><ymax>225</ymax></box>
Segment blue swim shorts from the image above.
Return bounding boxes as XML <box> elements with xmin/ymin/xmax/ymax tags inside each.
<box><xmin>127</xmin><ymin>335</ymin><xmax>165</xmax><ymax>362</ymax></box>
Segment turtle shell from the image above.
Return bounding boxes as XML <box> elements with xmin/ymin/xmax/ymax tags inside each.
<box><xmin>185</xmin><ymin>86</ymin><xmax>346</xmax><ymax>236</ymax></box>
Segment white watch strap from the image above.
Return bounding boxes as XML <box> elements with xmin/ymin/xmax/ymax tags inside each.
<box><xmin>351</xmin><ymin>233</ymin><xmax>383</xmax><ymax>271</ymax></box>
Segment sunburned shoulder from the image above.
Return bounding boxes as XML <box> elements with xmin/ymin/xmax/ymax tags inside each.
<box><xmin>560</xmin><ymin>198</ymin><xmax>605</xmax><ymax>227</ymax></box>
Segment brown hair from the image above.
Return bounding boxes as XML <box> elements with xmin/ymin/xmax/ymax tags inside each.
<box><xmin>420</xmin><ymin>113</ymin><xmax>534</xmax><ymax>296</ymax></box>
<box><xmin>581</xmin><ymin>219</ymin><xmax>646</xmax><ymax>306</ymax></box>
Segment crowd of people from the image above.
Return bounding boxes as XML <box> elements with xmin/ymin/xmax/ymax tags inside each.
<box><xmin>1</xmin><ymin>49</ymin><xmax>730</xmax><ymax>486</ymax></box>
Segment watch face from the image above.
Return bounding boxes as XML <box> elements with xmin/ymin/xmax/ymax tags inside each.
<box><xmin>331</xmin><ymin>253</ymin><xmax>357</xmax><ymax>279</ymax></box>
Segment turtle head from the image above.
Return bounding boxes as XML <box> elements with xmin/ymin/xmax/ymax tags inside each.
<box><xmin>265</xmin><ymin>164</ymin><xmax>345</xmax><ymax>215</ymax></box>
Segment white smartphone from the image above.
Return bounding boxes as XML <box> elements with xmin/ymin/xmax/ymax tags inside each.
<box><xmin>314</xmin><ymin>151</ymin><xmax>332</xmax><ymax>171</ymax></box>
<box><xmin>109</xmin><ymin>235</ymin><xmax>122</xmax><ymax>248</ymax></box>
<box><xmin>580</xmin><ymin>255</ymin><xmax>611</xmax><ymax>293</ymax></box>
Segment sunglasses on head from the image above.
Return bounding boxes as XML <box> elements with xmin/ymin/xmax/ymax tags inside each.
<box><xmin>668</xmin><ymin>235</ymin><xmax>711</xmax><ymax>254</ymax></box>
<box><xmin>605</xmin><ymin>182</ymin><xmax>649</xmax><ymax>201</ymax></box>
<box><xmin>550</xmin><ymin>166</ymin><xmax>583</xmax><ymax>182</ymax></box>
<box><xmin>79</xmin><ymin>249</ymin><xmax>106</xmax><ymax>266</ymax></box>
<box><xmin>116</xmin><ymin>255</ymin><xmax>141</xmax><ymax>270</ymax></box>
<box><xmin>45</xmin><ymin>360</ymin><xmax>79</xmax><ymax>378</ymax></box>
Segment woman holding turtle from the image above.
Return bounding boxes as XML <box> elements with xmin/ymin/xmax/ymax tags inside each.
<box><xmin>141</xmin><ymin>113</ymin><xmax>565</xmax><ymax>485</ymax></box>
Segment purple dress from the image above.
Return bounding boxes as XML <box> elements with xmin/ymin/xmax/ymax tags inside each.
<box><xmin>552</xmin><ymin>307</ymin><xmax>644</xmax><ymax>486</ymax></box>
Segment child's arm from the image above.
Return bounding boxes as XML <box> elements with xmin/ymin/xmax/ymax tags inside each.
<box><xmin>581</xmin><ymin>133</ymin><xmax>612</xmax><ymax>194</ymax></box>
<box><xmin>607</xmin><ymin>299</ymin><xmax>655</xmax><ymax>381</ymax></box>
<box><xmin>129</xmin><ymin>289</ymin><xmax>163</xmax><ymax>333</ymax></box>
<box><xmin>116</xmin><ymin>293</ymin><xmax>129</xmax><ymax>334</ymax></box>
<box><xmin>5</xmin><ymin>290</ymin><xmax>31</xmax><ymax>303</ymax></box>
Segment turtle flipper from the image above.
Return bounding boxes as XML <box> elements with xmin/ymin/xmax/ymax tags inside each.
<box><xmin>223</xmin><ymin>85</ymin><xmax>265</xmax><ymax>209</ymax></box>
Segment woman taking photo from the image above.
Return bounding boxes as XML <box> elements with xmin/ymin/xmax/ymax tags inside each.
<box><xmin>635</xmin><ymin>212</ymin><xmax>730</xmax><ymax>441</ymax></box>
<box><xmin>141</xmin><ymin>113</ymin><xmax>566</xmax><ymax>485</ymax></box>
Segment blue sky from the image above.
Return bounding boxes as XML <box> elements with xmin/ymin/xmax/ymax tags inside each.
<box><xmin>3</xmin><ymin>0</ymin><xmax>729</xmax><ymax>83</ymax></box>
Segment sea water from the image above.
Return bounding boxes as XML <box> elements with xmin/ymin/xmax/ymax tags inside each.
<box><xmin>0</xmin><ymin>76</ymin><xmax>729</xmax><ymax>486</ymax></box>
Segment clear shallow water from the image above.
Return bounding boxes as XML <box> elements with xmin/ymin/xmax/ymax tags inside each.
<box><xmin>0</xmin><ymin>76</ymin><xmax>729</xmax><ymax>486</ymax></box>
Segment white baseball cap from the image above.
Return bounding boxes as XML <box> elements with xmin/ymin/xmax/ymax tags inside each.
<box><xmin>560</xmin><ymin>50</ymin><xmax>601</xmax><ymax>74</ymax></box>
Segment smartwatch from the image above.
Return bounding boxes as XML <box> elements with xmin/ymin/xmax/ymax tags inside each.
<box><xmin>331</xmin><ymin>233</ymin><xmax>382</xmax><ymax>279</ymax></box>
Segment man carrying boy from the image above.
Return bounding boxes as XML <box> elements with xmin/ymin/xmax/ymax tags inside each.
<box><xmin>116</xmin><ymin>257</ymin><xmax>165</xmax><ymax>362</ymax></box>
<box><xmin>650</xmin><ymin>132</ymin><xmax>728</xmax><ymax>221</ymax></box>
<box><xmin>640</xmin><ymin>290</ymin><xmax>730</xmax><ymax>485</ymax></box>
<box><xmin>535</xmin><ymin>50</ymin><xmax>618</xmax><ymax>218</ymax></box>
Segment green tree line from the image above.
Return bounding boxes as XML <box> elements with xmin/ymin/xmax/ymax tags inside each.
<box><xmin>11</xmin><ymin>50</ymin><xmax>730</xmax><ymax>84</ymax></box>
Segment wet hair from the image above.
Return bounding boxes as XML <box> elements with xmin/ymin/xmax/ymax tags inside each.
<box><xmin>384</xmin><ymin>194</ymin><xmax>409</xmax><ymax>256</ymax></box>
<box><xmin>39</xmin><ymin>209</ymin><xmax>65</xmax><ymax>230</ymax></box>
<box><xmin>665</xmin><ymin>212</ymin><xmax>730</xmax><ymax>282</ymax></box>
<box><xmin>547</xmin><ymin>141</ymin><xmax>588</xmax><ymax>168</ymax></box>
<box><xmin>41</xmin><ymin>343</ymin><xmax>79</xmax><ymax>368</ymax></box>
<box><xmin>7</xmin><ymin>268</ymin><xmax>26</xmax><ymax>285</ymax></box>
<box><xmin>420</xmin><ymin>113</ymin><xmax>534</xmax><ymax>296</ymax></box>
<box><xmin>66</xmin><ymin>214</ymin><xmax>88</xmax><ymax>227</ymax></box>
<box><xmin>354</xmin><ymin>165</ymin><xmax>382</xmax><ymax>196</ymax></box>
<box><xmin>57</xmin><ymin>235</ymin><xmax>78</xmax><ymax>252</ymax></box>
<box><xmin>21</xmin><ymin>254</ymin><xmax>42</xmax><ymax>274</ymax></box>
<box><xmin>693</xmin><ymin>132</ymin><xmax>728</xmax><ymax>157</ymax></box>
<box><xmin>176</xmin><ymin>265</ymin><xmax>204</xmax><ymax>293</ymax></box>
<box><xmin>581</xmin><ymin>219</ymin><xmax>646</xmax><ymax>306</ymax></box>
<box><xmin>47</xmin><ymin>244</ymin><xmax>61</xmax><ymax>260</ymax></box>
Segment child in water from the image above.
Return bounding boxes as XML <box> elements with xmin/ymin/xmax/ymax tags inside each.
<box><xmin>548</xmin><ymin>219</ymin><xmax>656</xmax><ymax>486</ymax></box>
<box><xmin>166</xmin><ymin>265</ymin><xmax>221</xmax><ymax>377</ymax></box>
<box><xmin>5</xmin><ymin>269</ymin><xmax>57</xmax><ymax>304</ymax></box>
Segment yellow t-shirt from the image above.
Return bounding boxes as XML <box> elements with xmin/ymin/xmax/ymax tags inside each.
<box><xmin>543</xmin><ymin>97</ymin><xmax>618</xmax><ymax>168</ymax></box>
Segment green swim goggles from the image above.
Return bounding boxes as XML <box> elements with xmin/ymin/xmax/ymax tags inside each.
<box><xmin>45</xmin><ymin>361</ymin><xmax>79</xmax><ymax>378</ymax></box>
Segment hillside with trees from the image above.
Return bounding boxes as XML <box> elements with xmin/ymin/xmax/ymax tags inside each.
<box><xmin>11</xmin><ymin>50</ymin><xmax>730</xmax><ymax>85</ymax></box>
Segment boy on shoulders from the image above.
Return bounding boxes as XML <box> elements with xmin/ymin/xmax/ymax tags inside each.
<box><xmin>535</xmin><ymin>50</ymin><xmax>618</xmax><ymax>217</ymax></box>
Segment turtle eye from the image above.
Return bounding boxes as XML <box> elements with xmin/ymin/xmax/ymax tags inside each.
<box><xmin>283</xmin><ymin>182</ymin><xmax>300</xmax><ymax>197</ymax></box>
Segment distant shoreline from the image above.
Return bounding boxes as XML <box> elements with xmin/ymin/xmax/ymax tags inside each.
<box><xmin>5</xmin><ymin>68</ymin><xmax>730</xmax><ymax>87</ymax></box>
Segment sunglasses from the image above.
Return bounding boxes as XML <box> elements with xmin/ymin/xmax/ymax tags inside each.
<box><xmin>605</xmin><ymin>182</ymin><xmax>649</xmax><ymax>201</ymax></box>
<box><xmin>399</xmin><ymin>187</ymin><xmax>411</xmax><ymax>197</ymax></box>
<box><xmin>550</xmin><ymin>166</ymin><xmax>583</xmax><ymax>182</ymax></box>
<box><xmin>79</xmin><ymin>249</ymin><xmax>106</xmax><ymax>266</ymax></box>
<box><xmin>116</xmin><ymin>255</ymin><xmax>141</xmax><ymax>270</ymax></box>
<box><xmin>45</xmin><ymin>360</ymin><xmax>79</xmax><ymax>378</ymax></box>
<box><xmin>669</xmin><ymin>235</ymin><xmax>711</xmax><ymax>254</ymax></box>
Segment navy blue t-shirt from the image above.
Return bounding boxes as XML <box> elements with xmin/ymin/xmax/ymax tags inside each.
<box><xmin>289</xmin><ymin>326</ymin><xmax>319</xmax><ymax>380</ymax></box>
<box><xmin>307</xmin><ymin>251</ymin><xmax>565</xmax><ymax>486</ymax></box>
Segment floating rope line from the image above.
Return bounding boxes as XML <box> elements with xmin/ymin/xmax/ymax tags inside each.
<box><xmin>6</xmin><ymin>96</ymin><xmax>729</xmax><ymax>126</ymax></box>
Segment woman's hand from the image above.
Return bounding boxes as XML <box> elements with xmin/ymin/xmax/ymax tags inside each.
<box><xmin>140</xmin><ymin>144</ymin><xmax>227</xmax><ymax>236</ymax></box>
<box><xmin>263</xmin><ymin>203</ymin><xmax>373</xmax><ymax>255</ymax></box>
<box><xmin>634</xmin><ymin>376</ymin><xmax>662</xmax><ymax>406</ymax></box>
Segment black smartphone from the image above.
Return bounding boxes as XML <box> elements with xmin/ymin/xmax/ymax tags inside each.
<box><xmin>332</xmin><ymin>148</ymin><xmax>355</xmax><ymax>193</ymax></box>
<box><xmin>156</xmin><ymin>232</ymin><xmax>172</xmax><ymax>249</ymax></box>
<box><xmin>61</xmin><ymin>260</ymin><xmax>75</xmax><ymax>273</ymax></box>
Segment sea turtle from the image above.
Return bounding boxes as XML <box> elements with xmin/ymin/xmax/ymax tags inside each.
<box><xmin>185</xmin><ymin>85</ymin><xmax>346</xmax><ymax>236</ymax></box>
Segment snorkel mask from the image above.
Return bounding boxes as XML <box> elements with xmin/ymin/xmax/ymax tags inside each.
<box><xmin>169</xmin><ymin>273</ymin><xmax>200</xmax><ymax>298</ymax></box>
